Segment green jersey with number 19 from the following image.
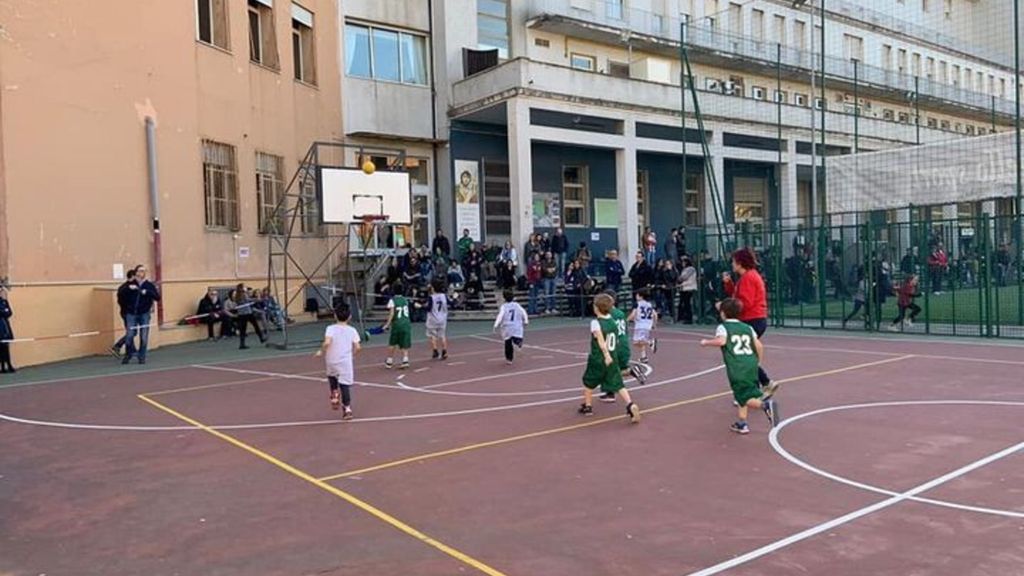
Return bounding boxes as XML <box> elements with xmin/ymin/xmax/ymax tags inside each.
<box><xmin>610</xmin><ymin>307</ymin><xmax>630</xmax><ymax>367</ymax></box>
<box><xmin>717</xmin><ymin>319</ymin><xmax>759</xmax><ymax>387</ymax></box>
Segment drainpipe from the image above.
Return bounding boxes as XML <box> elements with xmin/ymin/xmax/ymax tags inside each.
<box><xmin>427</xmin><ymin>0</ymin><xmax>442</xmax><ymax>236</ymax></box>
<box><xmin>145</xmin><ymin>117</ymin><xmax>164</xmax><ymax>326</ymax></box>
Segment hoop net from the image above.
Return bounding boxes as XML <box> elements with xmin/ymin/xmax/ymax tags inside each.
<box><xmin>358</xmin><ymin>214</ymin><xmax>390</xmax><ymax>250</ymax></box>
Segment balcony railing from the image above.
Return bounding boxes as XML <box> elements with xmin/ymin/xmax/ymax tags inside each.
<box><xmin>527</xmin><ymin>0</ymin><xmax>1016</xmax><ymax>117</ymax></box>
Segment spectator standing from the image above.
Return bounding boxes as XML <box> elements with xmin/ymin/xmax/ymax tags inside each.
<box><xmin>228</xmin><ymin>284</ymin><xmax>266</xmax><ymax>349</ymax></box>
<box><xmin>996</xmin><ymin>243</ymin><xmax>1011</xmax><ymax>286</ymax></box>
<box><xmin>551</xmin><ymin>227</ymin><xmax>569</xmax><ymax>276</ymax></box>
<box><xmin>574</xmin><ymin>241</ymin><xmax>592</xmax><ymax>272</ymax></box>
<box><xmin>677</xmin><ymin>255</ymin><xmax>698</xmax><ymax>324</ymax></box>
<box><xmin>0</xmin><ymin>287</ymin><xmax>14</xmax><ymax>373</ymax></box>
<box><xmin>604</xmin><ymin>250</ymin><xmax>625</xmax><ymax>295</ymax></box>
<box><xmin>655</xmin><ymin>259</ymin><xmax>678</xmax><ymax>320</ymax></box>
<box><xmin>524</xmin><ymin>234</ymin><xmax>543</xmax><ymax>263</ymax></box>
<box><xmin>927</xmin><ymin>243</ymin><xmax>948</xmax><ymax>295</ymax></box>
<box><xmin>462</xmin><ymin>244</ymin><xmax>483</xmax><ymax>281</ymax></box>
<box><xmin>457</xmin><ymin>229</ymin><xmax>474</xmax><ymax>259</ymax></box>
<box><xmin>432</xmin><ymin>229</ymin><xmax>451</xmax><ymax>259</ymax></box>
<box><xmin>564</xmin><ymin>261</ymin><xmax>582</xmax><ymax>317</ymax></box>
<box><xmin>526</xmin><ymin>253</ymin><xmax>543</xmax><ymax>315</ymax></box>
<box><xmin>540</xmin><ymin>232</ymin><xmax>552</xmax><ymax>253</ymax></box>
<box><xmin>643</xmin><ymin>228</ymin><xmax>657</xmax><ymax>266</ymax></box>
<box><xmin>664</xmin><ymin>229</ymin><xmax>679</xmax><ymax>266</ymax></box>
<box><xmin>900</xmin><ymin>248</ymin><xmax>916</xmax><ymax>277</ymax></box>
<box><xmin>111</xmin><ymin>268</ymin><xmax>137</xmax><ymax>357</ymax></box>
<box><xmin>197</xmin><ymin>288</ymin><xmax>231</xmax><ymax>341</ymax></box>
<box><xmin>542</xmin><ymin>251</ymin><xmax>558</xmax><ymax>313</ymax></box>
<box><xmin>675</xmin><ymin>227</ymin><xmax>688</xmax><ymax>261</ymax></box>
<box><xmin>628</xmin><ymin>251</ymin><xmax>654</xmax><ymax>295</ymax></box>
<box><xmin>121</xmin><ymin>264</ymin><xmax>161</xmax><ymax>365</ymax></box>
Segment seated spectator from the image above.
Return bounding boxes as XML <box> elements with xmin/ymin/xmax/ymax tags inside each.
<box><xmin>564</xmin><ymin>260</ymin><xmax>581</xmax><ymax>317</ymax></box>
<box><xmin>404</xmin><ymin>256</ymin><xmax>423</xmax><ymax>288</ymax></box>
<box><xmin>604</xmin><ymin>250</ymin><xmax>625</xmax><ymax>295</ymax></box>
<box><xmin>464</xmin><ymin>273</ymin><xmax>484</xmax><ymax>310</ymax></box>
<box><xmin>198</xmin><ymin>288</ymin><xmax>231</xmax><ymax>341</ymax></box>
<box><xmin>260</xmin><ymin>287</ymin><xmax>284</xmax><ymax>330</ymax></box>
<box><xmin>446</xmin><ymin>261</ymin><xmax>465</xmax><ymax>289</ymax></box>
<box><xmin>498</xmin><ymin>260</ymin><xmax>517</xmax><ymax>289</ymax></box>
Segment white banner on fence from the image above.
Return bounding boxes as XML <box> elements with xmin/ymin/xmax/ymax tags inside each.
<box><xmin>827</xmin><ymin>131</ymin><xmax>1018</xmax><ymax>214</ymax></box>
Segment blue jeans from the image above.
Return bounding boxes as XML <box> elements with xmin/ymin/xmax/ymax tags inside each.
<box><xmin>645</xmin><ymin>249</ymin><xmax>656</xmax><ymax>267</ymax></box>
<box><xmin>555</xmin><ymin>253</ymin><xmax>566</xmax><ymax>277</ymax></box>
<box><xmin>114</xmin><ymin>315</ymin><xmax>129</xmax><ymax>350</ymax></box>
<box><xmin>528</xmin><ymin>283</ymin><xmax>540</xmax><ymax>315</ymax></box>
<box><xmin>544</xmin><ymin>278</ymin><xmax>556</xmax><ymax>312</ymax></box>
<box><xmin>124</xmin><ymin>312</ymin><xmax>151</xmax><ymax>361</ymax></box>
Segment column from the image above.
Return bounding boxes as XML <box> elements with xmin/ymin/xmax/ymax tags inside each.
<box><xmin>779</xmin><ymin>138</ymin><xmax>800</xmax><ymax>252</ymax></box>
<box><xmin>616</xmin><ymin>142</ymin><xmax>639</xmax><ymax>259</ymax></box>
<box><xmin>507</xmin><ymin>98</ymin><xmax>533</xmax><ymax>266</ymax></box>
<box><xmin>705</xmin><ymin>131</ymin><xmax>727</xmax><ymax>234</ymax></box>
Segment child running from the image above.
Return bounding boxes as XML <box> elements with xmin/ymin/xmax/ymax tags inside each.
<box><xmin>700</xmin><ymin>298</ymin><xmax>780</xmax><ymax>434</ymax></box>
<box><xmin>424</xmin><ymin>280</ymin><xmax>449</xmax><ymax>360</ymax></box>
<box><xmin>493</xmin><ymin>289</ymin><xmax>528</xmax><ymax>364</ymax></box>
<box><xmin>889</xmin><ymin>274</ymin><xmax>922</xmax><ymax>331</ymax></box>
<box><xmin>383</xmin><ymin>283</ymin><xmax>412</xmax><ymax>369</ymax></box>
<box><xmin>628</xmin><ymin>288</ymin><xmax>658</xmax><ymax>363</ymax></box>
<box><xmin>600</xmin><ymin>289</ymin><xmax>649</xmax><ymax>403</ymax></box>
<box><xmin>841</xmin><ymin>266</ymin><xmax>869</xmax><ymax>329</ymax></box>
<box><xmin>579</xmin><ymin>293</ymin><xmax>642</xmax><ymax>423</ymax></box>
<box><xmin>315</xmin><ymin>304</ymin><xmax>361</xmax><ymax>420</ymax></box>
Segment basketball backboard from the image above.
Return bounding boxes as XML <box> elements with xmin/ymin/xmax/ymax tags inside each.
<box><xmin>320</xmin><ymin>168</ymin><xmax>412</xmax><ymax>224</ymax></box>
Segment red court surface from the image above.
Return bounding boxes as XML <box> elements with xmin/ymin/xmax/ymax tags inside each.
<box><xmin>2</xmin><ymin>325</ymin><xmax>1023</xmax><ymax>575</ymax></box>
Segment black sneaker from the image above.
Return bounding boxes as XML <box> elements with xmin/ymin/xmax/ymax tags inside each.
<box><xmin>120</xmin><ymin>356</ymin><xmax>131</xmax><ymax>365</ymax></box>
<box><xmin>651</xmin><ymin>339</ymin><xmax>658</xmax><ymax>354</ymax></box>
<box><xmin>432</xmin><ymin>350</ymin><xmax>440</xmax><ymax>360</ymax></box>
<box><xmin>730</xmin><ymin>421</ymin><xmax>750</xmax><ymax>435</ymax></box>
<box><xmin>763</xmin><ymin>399</ymin><xmax>780</xmax><ymax>428</ymax></box>
<box><xmin>108</xmin><ymin>346</ymin><xmax>122</xmax><ymax>359</ymax></box>
<box><xmin>629</xmin><ymin>363</ymin><xmax>647</xmax><ymax>385</ymax></box>
<box><xmin>441</xmin><ymin>350</ymin><xmax>448</xmax><ymax>360</ymax></box>
<box><xmin>627</xmin><ymin>402</ymin><xmax>641</xmax><ymax>424</ymax></box>
<box><xmin>578</xmin><ymin>403</ymin><xmax>594</xmax><ymax>416</ymax></box>
<box><xmin>599</xmin><ymin>392</ymin><xmax>616</xmax><ymax>403</ymax></box>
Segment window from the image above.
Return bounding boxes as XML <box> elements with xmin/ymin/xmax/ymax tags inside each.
<box><xmin>883</xmin><ymin>109</ymin><xmax>895</xmax><ymax>121</ymax></box>
<box><xmin>794</xmin><ymin>93</ymin><xmax>807</xmax><ymax>107</ymax></box>
<box><xmin>608</xmin><ymin>61</ymin><xmax>630</xmax><ymax>78</ymax></box>
<box><xmin>938</xmin><ymin>61</ymin><xmax>947</xmax><ymax>83</ymax></box>
<box><xmin>637</xmin><ymin>170</ymin><xmax>650</xmax><ymax>239</ymax></box>
<box><xmin>256</xmin><ymin>152</ymin><xmax>284</xmax><ymax>234</ymax></box>
<box><xmin>944</xmin><ymin>0</ymin><xmax>952</xmax><ymax>18</ymax></box>
<box><xmin>843</xmin><ymin>33</ymin><xmax>863</xmax><ymax>62</ymax></box>
<box><xmin>345</xmin><ymin>24</ymin><xmax>372</xmax><ymax>78</ymax></box>
<box><xmin>882</xmin><ymin>45</ymin><xmax>893</xmax><ymax>70</ymax></box>
<box><xmin>922</xmin><ymin>0</ymin><xmax>930</xmax><ymax>11</ymax></box>
<box><xmin>911</xmin><ymin>53</ymin><xmax>921</xmax><ymax>77</ymax></box>
<box><xmin>951</xmin><ymin>64</ymin><xmax>960</xmax><ymax>86</ymax></box>
<box><xmin>478</xmin><ymin>0</ymin><xmax>510</xmax><ymax>58</ymax></box>
<box><xmin>926</xmin><ymin>56</ymin><xmax>935</xmax><ymax>80</ymax></box>
<box><xmin>751</xmin><ymin>9</ymin><xmax>764</xmax><ymax>42</ymax></box>
<box><xmin>299</xmin><ymin>176</ymin><xmax>321</xmax><ymax>235</ymax></box>
<box><xmin>793</xmin><ymin>20</ymin><xmax>806</xmax><ymax>51</ymax></box>
<box><xmin>773</xmin><ymin>90</ymin><xmax>787</xmax><ymax>103</ymax></box>
<box><xmin>955</xmin><ymin>122</ymin><xmax>962</xmax><ymax>132</ymax></box>
<box><xmin>813</xmin><ymin>97</ymin><xmax>825</xmax><ymax>110</ymax></box>
<box><xmin>1001</xmin><ymin>78</ymin><xmax>1007</xmax><ymax>98</ymax></box>
<box><xmin>292</xmin><ymin>3</ymin><xmax>317</xmax><ymax>85</ymax></box>
<box><xmin>570</xmin><ymin>53</ymin><xmax>596</xmax><ymax>72</ymax></box>
<box><xmin>346</xmin><ymin>24</ymin><xmax>429</xmax><ymax>85</ymax></box>
<box><xmin>772</xmin><ymin>15</ymin><xmax>786</xmax><ymax>45</ymax></box>
<box><xmin>927</xmin><ymin>117</ymin><xmax>937</xmax><ymax>128</ymax></box>
<box><xmin>966</xmin><ymin>125</ymin><xmax>976</xmax><ymax>135</ymax></box>
<box><xmin>248</xmin><ymin>0</ymin><xmax>279</xmax><ymax>69</ymax></box>
<box><xmin>727</xmin><ymin>3</ymin><xmax>743</xmax><ymax>34</ymax></box>
<box><xmin>562</xmin><ymin>166</ymin><xmax>589</xmax><ymax>227</ymax></box>
<box><xmin>897</xmin><ymin>48</ymin><xmax>907</xmax><ymax>74</ymax></box>
<box><xmin>607</xmin><ymin>0</ymin><xmax>624</xmax><ymax>19</ymax></box>
<box><xmin>706</xmin><ymin>77</ymin><xmax>723</xmax><ymax>91</ymax></box>
<box><xmin>197</xmin><ymin>0</ymin><xmax>230</xmax><ymax>50</ymax></box>
<box><xmin>751</xmin><ymin>86</ymin><xmax>766</xmax><ymax>100</ymax></box>
<box><xmin>940</xmin><ymin>119</ymin><xmax>950</xmax><ymax>130</ymax></box>
<box><xmin>202</xmin><ymin>140</ymin><xmax>240</xmax><ymax>231</ymax></box>
<box><xmin>371</xmin><ymin>28</ymin><xmax>400</xmax><ymax>82</ymax></box>
<box><xmin>534</xmin><ymin>37</ymin><xmax>551</xmax><ymax>48</ymax></box>
<box><xmin>898</xmin><ymin>111</ymin><xmax>910</xmax><ymax>123</ymax></box>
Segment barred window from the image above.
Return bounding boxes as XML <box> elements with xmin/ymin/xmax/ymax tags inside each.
<box><xmin>203</xmin><ymin>140</ymin><xmax>240</xmax><ymax>231</ymax></box>
<box><xmin>562</xmin><ymin>166</ymin><xmax>589</xmax><ymax>227</ymax></box>
<box><xmin>299</xmin><ymin>177</ymin><xmax>321</xmax><ymax>235</ymax></box>
<box><xmin>256</xmin><ymin>152</ymin><xmax>284</xmax><ymax>234</ymax></box>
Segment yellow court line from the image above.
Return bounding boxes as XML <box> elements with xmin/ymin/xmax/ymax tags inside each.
<box><xmin>137</xmin><ymin>394</ymin><xmax>508</xmax><ymax>576</ymax></box>
<box><xmin>317</xmin><ymin>354</ymin><xmax>915</xmax><ymax>482</ymax></box>
<box><xmin>144</xmin><ymin>372</ymin><xmax>320</xmax><ymax>397</ymax></box>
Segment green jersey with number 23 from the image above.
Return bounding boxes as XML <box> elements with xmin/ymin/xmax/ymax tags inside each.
<box><xmin>717</xmin><ymin>319</ymin><xmax>759</xmax><ymax>387</ymax></box>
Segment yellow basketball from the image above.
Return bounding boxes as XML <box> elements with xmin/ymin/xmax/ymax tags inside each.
<box><xmin>361</xmin><ymin>160</ymin><xmax>376</xmax><ymax>175</ymax></box>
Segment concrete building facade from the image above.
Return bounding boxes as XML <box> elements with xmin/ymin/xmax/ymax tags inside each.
<box><xmin>0</xmin><ymin>0</ymin><xmax>342</xmax><ymax>365</ymax></box>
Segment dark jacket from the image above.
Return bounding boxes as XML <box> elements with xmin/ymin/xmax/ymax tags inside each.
<box><xmin>124</xmin><ymin>280</ymin><xmax>161</xmax><ymax>316</ymax></box>
<box><xmin>198</xmin><ymin>295</ymin><xmax>225</xmax><ymax>318</ymax></box>
<box><xmin>116</xmin><ymin>280</ymin><xmax>136</xmax><ymax>317</ymax></box>
<box><xmin>551</xmin><ymin>233</ymin><xmax>569</xmax><ymax>255</ymax></box>
<box><xmin>629</xmin><ymin>261</ymin><xmax>654</xmax><ymax>289</ymax></box>
<box><xmin>605</xmin><ymin>259</ymin><xmax>625</xmax><ymax>286</ymax></box>
<box><xmin>432</xmin><ymin>235</ymin><xmax>451</xmax><ymax>257</ymax></box>
<box><xmin>0</xmin><ymin>297</ymin><xmax>13</xmax><ymax>340</ymax></box>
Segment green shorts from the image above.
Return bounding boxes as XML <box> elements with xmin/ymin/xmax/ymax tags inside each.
<box><xmin>731</xmin><ymin>379</ymin><xmax>762</xmax><ymax>407</ymax></box>
<box><xmin>582</xmin><ymin>358</ymin><xmax>625</xmax><ymax>393</ymax></box>
<box><xmin>389</xmin><ymin>326</ymin><xmax>412</xmax><ymax>349</ymax></box>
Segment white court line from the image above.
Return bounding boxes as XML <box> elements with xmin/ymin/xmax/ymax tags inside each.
<box><xmin>0</xmin><ymin>364</ymin><xmax>724</xmax><ymax>432</ymax></box>
<box><xmin>422</xmin><ymin>361</ymin><xmax>588</xmax><ymax>389</ymax></box>
<box><xmin>471</xmin><ymin>335</ymin><xmax>588</xmax><ymax>358</ymax></box>
<box><xmin>769</xmin><ymin>400</ymin><xmax>1024</xmax><ymax>520</ymax></box>
<box><xmin>664</xmin><ymin>326</ymin><xmax>1024</xmax><ymax>349</ymax></box>
<box><xmin>688</xmin><ymin>417</ymin><xmax>1024</xmax><ymax>575</ymax></box>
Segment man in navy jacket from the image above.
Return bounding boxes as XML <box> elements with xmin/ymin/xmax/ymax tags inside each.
<box><xmin>122</xmin><ymin>264</ymin><xmax>161</xmax><ymax>365</ymax></box>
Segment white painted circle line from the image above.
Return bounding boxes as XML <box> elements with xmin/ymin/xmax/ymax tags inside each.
<box><xmin>0</xmin><ymin>365</ymin><xmax>723</xmax><ymax>432</ymax></box>
<box><xmin>769</xmin><ymin>399</ymin><xmax>1024</xmax><ymax>519</ymax></box>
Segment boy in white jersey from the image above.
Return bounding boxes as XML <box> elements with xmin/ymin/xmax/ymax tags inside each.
<box><xmin>493</xmin><ymin>289</ymin><xmax>529</xmax><ymax>364</ymax></box>
<box><xmin>424</xmin><ymin>280</ymin><xmax>449</xmax><ymax>360</ymax></box>
<box><xmin>627</xmin><ymin>288</ymin><xmax>658</xmax><ymax>363</ymax></box>
<box><xmin>315</xmin><ymin>304</ymin><xmax>361</xmax><ymax>420</ymax></box>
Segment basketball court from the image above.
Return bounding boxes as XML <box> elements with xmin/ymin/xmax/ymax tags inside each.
<box><xmin>2</xmin><ymin>323</ymin><xmax>1022</xmax><ymax>575</ymax></box>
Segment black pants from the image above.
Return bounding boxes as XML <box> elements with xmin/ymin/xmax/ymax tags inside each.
<box><xmin>504</xmin><ymin>337</ymin><xmax>523</xmax><ymax>361</ymax></box>
<box><xmin>0</xmin><ymin>342</ymin><xmax>12</xmax><ymax>370</ymax></box>
<box><xmin>843</xmin><ymin>300</ymin><xmax>868</xmax><ymax>324</ymax></box>
<box><xmin>677</xmin><ymin>291</ymin><xmax>694</xmax><ymax>324</ymax></box>
<box><xmin>328</xmin><ymin>376</ymin><xmax>352</xmax><ymax>407</ymax></box>
<box><xmin>205</xmin><ymin>316</ymin><xmax>231</xmax><ymax>339</ymax></box>
<box><xmin>745</xmin><ymin>318</ymin><xmax>771</xmax><ymax>387</ymax></box>
<box><xmin>236</xmin><ymin>315</ymin><xmax>264</xmax><ymax>346</ymax></box>
<box><xmin>892</xmin><ymin>303</ymin><xmax>921</xmax><ymax>325</ymax></box>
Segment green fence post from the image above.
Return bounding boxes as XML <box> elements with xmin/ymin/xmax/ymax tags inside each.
<box><xmin>983</xmin><ymin>214</ymin><xmax>995</xmax><ymax>338</ymax></box>
<box><xmin>866</xmin><ymin>218</ymin><xmax>875</xmax><ymax>332</ymax></box>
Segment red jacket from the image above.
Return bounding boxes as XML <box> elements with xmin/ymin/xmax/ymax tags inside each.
<box><xmin>897</xmin><ymin>281</ymin><xmax>919</xmax><ymax>307</ymax></box>
<box><xmin>723</xmin><ymin>269</ymin><xmax>768</xmax><ymax>321</ymax></box>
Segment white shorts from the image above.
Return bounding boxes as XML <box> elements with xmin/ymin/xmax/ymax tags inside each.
<box><xmin>632</xmin><ymin>328</ymin><xmax>652</xmax><ymax>343</ymax></box>
<box><xmin>426</xmin><ymin>323</ymin><xmax>447</xmax><ymax>340</ymax></box>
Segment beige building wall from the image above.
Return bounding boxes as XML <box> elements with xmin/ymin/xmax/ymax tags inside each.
<box><xmin>0</xmin><ymin>0</ymin><xmax>342</xmax><ymax>366</ymax></box>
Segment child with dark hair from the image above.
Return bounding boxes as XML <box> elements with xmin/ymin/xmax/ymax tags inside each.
<box><xmin>628</xmin><ymin>288</ymin><xmax>658</xmax><ymax>364</ymax></box>
<box><xmin>383</xmin><ymin>282</ymin><xmax>412</xmax><ymax>369</ymax></box>
<box><xmin>493</xmin><ymin>289</ymin><xmax>528</xmax><ymax>364</ymax></box>
<box><xmin>700</xmin><ymin>298</ymin><xmax>780</xmax><ymax>435</ymax></box>
<box><xmin>889</xmin><ymin>274</ymin><xmax>922</xmax><ymax>331</ymax></box>
<box><xmin>842</xmin><ymin>266</ymin><xmax>869</xmax><ymax>329</ymax></box>
<box><xmin>316</xmin><ymin>304</ymin><xmax>361</xmax><ymax>420</ymax></box>
<box><xmin>424</xmin><ymin>280</ymin><xmax>449</xmax><ymax>360</ymax></box>
<box><xmin>579</xmin><ymin>293</ymin><xmax>641</xmax><ymax>423</ymax></box>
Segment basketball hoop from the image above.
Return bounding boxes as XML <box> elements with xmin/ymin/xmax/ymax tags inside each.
<box><xmin>358</xmin><ymin>214</ymin><xmax>390</xmax><ymax>251</ymax></box>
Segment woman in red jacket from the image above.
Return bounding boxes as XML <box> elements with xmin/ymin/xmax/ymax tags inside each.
<box><xmin>722</xmin><ymin>247</ymin><xmax>772</xmax><ymax>388</ymax></box>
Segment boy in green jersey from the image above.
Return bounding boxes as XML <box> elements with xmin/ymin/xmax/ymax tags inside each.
<box><xmin>700</xmin><ymin>298</ymin><xmax>780</xmax><ymax>434</ymax></box>
<box><xmin>599</xmin><ymin>289</ymin><xmax>651</xmax><ymax>403</ymax></box>
<box><xmin>383</xmin><ymin>283</ymin><xmax>413</xmax><ymax>369</ymax></box>
<box><xmin>579</xmin><ymin>293</ymin><xmax>641</xmax><ymax>423</ymax></box>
